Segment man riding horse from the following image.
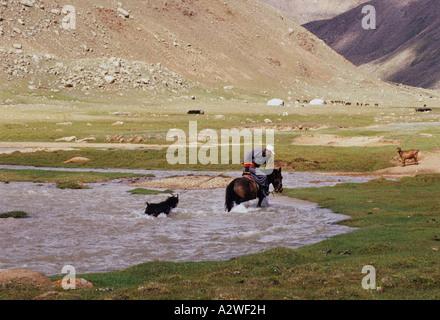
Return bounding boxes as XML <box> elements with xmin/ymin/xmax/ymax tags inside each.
<box><xmin>225</xmin><ymin>146</ymin><xmax>282</xmax><ymax>211</ymax></box>
<box><xmin>242</xmin><ymin>144</ymin><xmax>275</xmax><ymax>198</ymax></box>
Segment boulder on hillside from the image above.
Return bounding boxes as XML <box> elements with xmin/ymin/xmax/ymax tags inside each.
<box><xmin>104</xmin><ymin>75</ymin><xmax>116</xmax><ymax>84</ymax></box>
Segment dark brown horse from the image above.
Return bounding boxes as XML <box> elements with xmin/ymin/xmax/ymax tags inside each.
<box><xmin>225</xmin><ymin>168</ymin><xmax>283</xmax><ymax>212</ymax></box>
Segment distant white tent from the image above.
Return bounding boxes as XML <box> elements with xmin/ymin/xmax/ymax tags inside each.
<box><xmin>267</xmin><ymin>99</ymin><xmax>284</xmax><ymax>107</ymax></box>
<box><xmin>310</xmin><ymin>99</ymin><xmax>326</xmax><ymax>105</ymax></box>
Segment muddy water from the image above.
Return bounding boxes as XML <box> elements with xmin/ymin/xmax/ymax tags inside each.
<box><xmin>0</xmin><ymin>167</ymin><xmax>371</xmax><ymax>275</ymax></box>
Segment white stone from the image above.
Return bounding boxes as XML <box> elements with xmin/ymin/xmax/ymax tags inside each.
<box><xmin>55</xmin><ymin>136</ymin><xmax>77</xmax><ymax>142</ymax></box>
<box><xmin>20</xmin><ymin>0</ymin><xmax>33</xmax><ymax>7</ymax></box>
<box><xmin>117</xmin><ymin>7</ymin><xmax>129</xmax><ymax>18</ymax></box>
<box><xmin>104</xmin><ymin>75</ymin><xmax>116</xmax><ymax>84</ymax></box>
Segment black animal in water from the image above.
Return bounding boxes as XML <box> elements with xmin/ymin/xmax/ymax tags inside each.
<box><xmin>145</xmin><ymin>195</ymin><xmax>179</xmax><ymax>217</ymax></box>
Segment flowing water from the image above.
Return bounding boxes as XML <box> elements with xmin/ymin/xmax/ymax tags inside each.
<box><xmin>0</xmin><ymin>166</ymin><xmax>371</xmax><ymax>275</ymax></box>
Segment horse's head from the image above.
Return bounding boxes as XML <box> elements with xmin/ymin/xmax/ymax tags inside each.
<box><xmin>272</xmin><ymin>168</ymin><xmax>283</xmax><ymax>193</ymax></box>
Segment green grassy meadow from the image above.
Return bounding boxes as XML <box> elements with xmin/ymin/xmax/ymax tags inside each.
<box><xmin>1</xmin><ymin>90</ymin><xmax>440</xmax><ymax>300</ymax></box>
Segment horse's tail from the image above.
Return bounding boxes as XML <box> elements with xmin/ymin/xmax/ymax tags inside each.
<box><xmin>225</xmin><ymin>180</ymin><xmax>236</xmax><ymax>212</ymax></box>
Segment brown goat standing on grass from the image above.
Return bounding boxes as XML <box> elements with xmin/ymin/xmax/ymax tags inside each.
<box><xmin>397</xmin><ymin>147</ymin><xmax>419</xmax><ymax>167</ymax></box>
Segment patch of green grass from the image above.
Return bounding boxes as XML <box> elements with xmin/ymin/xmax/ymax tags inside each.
<box><xmin>127</xmin><ymin>188</ymin><xmax>174</xmax><ymax>195</ymax></box>
<box><xmin>0</xmin><ymin>168</ymin><xmax>150</xmax><ymax>183</ymax></box>
<box><xmin>275</xmin><ymin>145</ymin><xmax>395</xmax><ymax>172</ymax></box>
<box><xmin>0</xmin><ymin>211</ymin><xmax>29</xmax><ymax>218</ymax></box>
<box><xmin>56</xmin><ymin>182</ymin><xmax>89</xmax><ymax>189</ymax></box>
<box><xmin>0</xmin><ymin>149</ymin><xmax>236</xmax><ymax>171</ymax></box>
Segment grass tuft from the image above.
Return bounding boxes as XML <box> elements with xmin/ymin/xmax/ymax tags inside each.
<box><xmin>56</xmin><ymin>182</ymin><xmax>89</xmax><ymax>189</ymax></box>
<box><xmin>0</xmin><ymin>211</ymin><xmax>29</xmax><ymax>218</ymax></box>
<box><xmin>127</xmin><ymin>188</ymin><xmax>174</xmax><ymax>195</ymax></box>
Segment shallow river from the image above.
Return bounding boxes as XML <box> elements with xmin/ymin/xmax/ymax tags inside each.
<box><xmin>0</xmin><ymin>166</ymin><xmax>371</xmax><ymax>275</ymax></box>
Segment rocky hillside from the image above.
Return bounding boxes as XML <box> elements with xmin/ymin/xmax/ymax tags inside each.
<box><xmin>0</xmin><ymin>0</ymin><xmax>435</xmax><ymax>103</ymax></box>
<box><xmin>260</xmin><ymin>0</ymin><xmax>369</xmax><ymax>24</ymax></box>
<box><xmin>303</xmin><ymin>0</ymin><xmax>440</xmax><ymax>89</ymax></box>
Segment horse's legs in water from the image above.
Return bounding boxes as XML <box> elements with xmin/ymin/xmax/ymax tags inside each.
<box><xmin>225</xmin><ymin>178</ymin><xmax>260</xmax><ymax>211</ymax></box>
<box><xmin>257</xmin><ymin>195</ymin><xmax>265</xmax><ymax>207</ymax></box>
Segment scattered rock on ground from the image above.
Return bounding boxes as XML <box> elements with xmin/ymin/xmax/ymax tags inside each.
<box><xmin>0</xmin><ymin>269</ymin><xmax>53</xmax><ymax>287</ymax></box>
<box><xmin>76</xmin><ymin>137</ymin><xmax>96</xmax><ymax>143</ymax></box>
<box><xmin>55</xmin><ymin>136</ymin><xmax>77</xmax><ymax>142</ymax></box>
<box><xmin>20</xmin><ymin>0</ymin><xmax>33</xmax><ymax>7</ymax></box>
<box><xmin>133</xmin><ymin>175</ymin><xmax>233</xmax><ymax>190</ymax></box>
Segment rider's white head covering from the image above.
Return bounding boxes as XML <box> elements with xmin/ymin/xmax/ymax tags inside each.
<box><xmin>266</xmin><ymin>144</ymin><xmax>275</xmax><ymax>155</ymax></box>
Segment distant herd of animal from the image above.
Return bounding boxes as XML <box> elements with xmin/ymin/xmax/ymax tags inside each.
<box><xmin>313</xmin><ymin>100</ymin><xmax>380</xmax><ymax>107</ymax></box>
<box><xmin>187</xmin><ymin>103</ymin><xmax>436</xmax><ymax>116</ymax></box>
<box><xmin>186</xmin><ymin>101</ymin><xmax>381</xmax><ymax>115</ymax></box>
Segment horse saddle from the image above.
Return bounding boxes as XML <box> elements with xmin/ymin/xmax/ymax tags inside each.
<box><xmin>242</xmin><ymin>172</ymin><xmax>256</xmax><ymax>183</ymax></box>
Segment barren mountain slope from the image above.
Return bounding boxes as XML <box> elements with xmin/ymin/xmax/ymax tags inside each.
<box><xmin>303</xmin><ymin>0</ymin><xmax>440</xmax><ymax>89</ymax></box>
<box><xmin>0</xmin><ymin>0</ymin><xmax>435</xmax><ymax>103</ymax></box>
<box><xmin>260</xmin><ymin>0</ymin><xmax>369</xmax><ymax>24</ymax></box>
